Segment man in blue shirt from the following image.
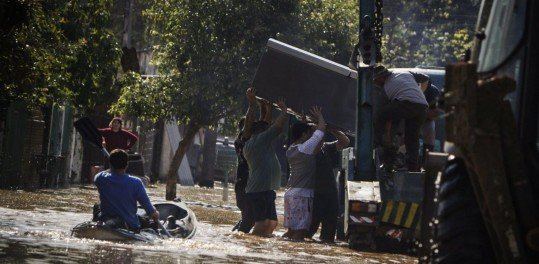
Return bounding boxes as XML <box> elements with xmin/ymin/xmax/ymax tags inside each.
<box><xmin>94</xmin><ymin>149</ymin><xmax>159</xmax><ymax>231</ymax></box>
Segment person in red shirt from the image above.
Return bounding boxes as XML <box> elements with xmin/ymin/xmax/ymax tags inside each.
<box><xmin>99</xmin><ymin>117</ymin><xmax>138</xmax><ymax>153</ymax></box>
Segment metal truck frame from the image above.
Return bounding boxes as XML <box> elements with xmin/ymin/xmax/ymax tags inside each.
<box><xmin>421</xmin><ymin>0</ymin><xmax>539</xmax><ymax>263</ymax></box>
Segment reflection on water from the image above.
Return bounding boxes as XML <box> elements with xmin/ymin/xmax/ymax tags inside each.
<box><xmin>0</xmin><ymin>185</ymin><xmax>417</xmax><ymax>263</ymax></box>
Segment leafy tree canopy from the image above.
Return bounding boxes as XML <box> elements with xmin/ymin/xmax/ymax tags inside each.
<box><xmin>0</xmin><ymin>0</ymin><xmax>121</xmax><ymax>112</ymax></box>
<box><xmin>112</xmin><ymin>0</ymin><xmax>479</xmax><ymax>125</ymax></box>
<box><xmin>112</xmin><ymin>0</ymin><xmax>360</xmax><ymax>127</ymax></box>
<box><xmin>2</xmin><ymin>0</ymin><xmax>479</xmax><ymax>116</ymax></box>
<box><xmin>382</xmin><ymin>0</ymin><xmax>479</xmax><ymax>67</ymax></box>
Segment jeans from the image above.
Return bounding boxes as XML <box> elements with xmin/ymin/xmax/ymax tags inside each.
<box><xmin>235</xmin><ymin>188</ymin><xmax>255</xmax><ymax>233</ymax></box>
<box><xmin>309</xmin><ymin>192</ymin><xmax>339</xmax><ymax>241</ymax></box>
<box><xmin>375</xmin><ymin>100</ymin><xmax>427</xmax><ymax>171</ymax></box>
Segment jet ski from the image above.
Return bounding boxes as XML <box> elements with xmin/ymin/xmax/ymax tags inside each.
<box><xmin>72</xmin><ymin>201</ymin><xmax>197</xmax><ymax>242</ymax></box>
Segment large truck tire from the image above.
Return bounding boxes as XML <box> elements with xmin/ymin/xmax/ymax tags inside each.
<box><xmin>435</xmin><ymin>158</ymin><xmax>495</xmax><ymax>263</ymax></box>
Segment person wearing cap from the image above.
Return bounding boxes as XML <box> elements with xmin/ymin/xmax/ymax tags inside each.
<box><xmin>242</xmin><ymin>88</ymin><xmax>288</xmax><ymax>237</ymax></box>
<box><xmin>93</xmin><ymin>149</ymin><xmax>159</xmax><ymax>232</ymax></box>
<box><xmin>373</xmin><ymin>65</ymin><xmax>428</xmax><ymax>172</ymax></box>
<box><xmin>99</xmin><ymin>117</ymin><xmax>139</xmax><ymax>153</ymax></box>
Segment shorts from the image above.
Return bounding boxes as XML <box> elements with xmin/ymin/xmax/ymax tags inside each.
<box><xmin>246</xmin><ymin>190</ymin><xmax>277</xmax><ymax>221</ymax></box>
<box><xmin>284</xmin><ymin>195</ymin><xmax>313</xmax><ymax>230</ymax></box>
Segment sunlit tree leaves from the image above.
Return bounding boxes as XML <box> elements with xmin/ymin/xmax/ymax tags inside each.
<box><xmin>0</xmin><ymin>0</ymin><xmax>121</xmax><ymax>112</ymax></box>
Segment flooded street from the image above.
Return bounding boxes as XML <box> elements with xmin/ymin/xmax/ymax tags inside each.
<box><xmin>0</xmin><ymin>184</ymin><xmax>416</xmax><ymax>263</ymax></box>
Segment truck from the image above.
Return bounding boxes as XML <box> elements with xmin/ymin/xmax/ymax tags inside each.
<box><xmin>343</xmin><ymin>1</ymin><xmax>539</xmax><ymax>262</ymax></box>
<box><xmin>337</xmin><ymin>0</ymin><xmax>436</xmax><ymax>253</ymax></box>
<box><xmin>341</xmin><ymin>66</ymin><xmax>446</xmax><ymax>253</ymax></box>
<box><xmin>251</xmin><ymin>25</ymin><xmax>444</xmax><ymax>254</ymax></box>
<box><xmin>420</xmin><ymin>0</ymin><xmax>539</xmax><ymax>262</ymax></box>
<box><xmin>252</xmin><ymin>37</ymin><xmax>444</xmax><ymax>253</ymax></box>
<box><xmin>252</xmin><ymin>1</ymin><xmax>538</xmax><ymax>259</ymax></box>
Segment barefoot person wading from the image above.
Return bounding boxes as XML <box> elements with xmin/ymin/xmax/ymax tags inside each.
<box><xmin>242</xmin><ymin>88</ymin><xmax>288</xmax><ymax>237</ymax></box>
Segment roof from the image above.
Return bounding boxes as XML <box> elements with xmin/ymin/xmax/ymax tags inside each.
<box><xmin>267</xmin><ymin>38</ymin><xmax>358</xmax><ymax>79</ymax></box>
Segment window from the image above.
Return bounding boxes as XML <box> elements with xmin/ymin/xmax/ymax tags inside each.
<box><xmin>477</xmin><ymin>0</ymin><xmax>527</xmax><ymax>72</ymax></box>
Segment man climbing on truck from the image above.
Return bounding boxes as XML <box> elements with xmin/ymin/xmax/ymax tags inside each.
<box><xmin>373</xmin><ymin>64</ymin><xmax>428</xmax><ymax>172</ymax></box>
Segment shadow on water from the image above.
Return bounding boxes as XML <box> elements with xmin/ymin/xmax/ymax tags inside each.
<box><xmin>0</xmin><ymin>186</ymin><xmax>417</xmax><ymax>263</ymax></box>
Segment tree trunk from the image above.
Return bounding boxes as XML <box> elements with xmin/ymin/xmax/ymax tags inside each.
<box><xmin>165</xmin><ymin>122</ymin><xmax>200</xmax><ymax>200</ymax></box>
<box><xmin>199</xmin><ymin>129</ymin><xmax>217</xmax><ymax>188</ymax></box>
<box><xmin>150</xmin><ymin>121</ymin><xmax>164</xmax><ymax>183</ymax></box>
<box><xmin>122</xmin><ymin>0</ymin><xmax>134</xmax><ymax>48</ymax></box>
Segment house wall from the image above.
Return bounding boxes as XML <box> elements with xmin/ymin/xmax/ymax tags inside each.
<box><xmin>21</xmin><ymin>109</ymin><xmax>45</xmax><ymax>190</ymax></box>
<box><xmin>138</xmin><ymin>49</ymin><xmax>158</xmax><ymax>76</ymax></box>
<box><xmin>138</xmin><ymin>121</ymin><xmax>158</xmax><ymax>177</ymax></box>
<box><xmin>159</xmin><ymin>126</ymin><xmax>172</xmax><ymax>179</ymax></box>
<box><xmin>0</xmin><ymin>102</ymin><xmax>44</xmax><ymax>189</ymax></box>
<box><xmin>80</xmin><ymin>113</ymin><xmax>110</xmax><ymax>184</ymax></box>
<box><xmin>157</xmin><ymin>123</ymin><xmax>201</xmax><ymax>185</ymax></box>
<box><xmin>69</xmin><ymin>130</ymin><xmax>83</xmax><ymax>184</ymax></box>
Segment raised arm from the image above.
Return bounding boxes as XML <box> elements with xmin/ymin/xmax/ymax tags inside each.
<box><xmin>329</xmin><ymin>129</ymin><xmax>350</xmax><ymax>151</ymax></box>
<box><xmin>241</xmin><ymin>88</ymin><xmax>258</xmax><ymax>139</ymax></box>
<box><xmin>273</xmin><ymin>97</ymin><xmax>288</xmax><ymax>132</ymax></box>
<box><xmin>298</xmin><ymin>106</ymin><xmax>326</xmax><ymax>154</ymax></box>
<box><xmin>310</xmin><ymin>106</ymin><xmax>326</xmax><ymax>132</ymax></box>
<box><xmin>260</xmin><ymin>100</ymin><xmax>273</xmax><ymax>123</ymax></box>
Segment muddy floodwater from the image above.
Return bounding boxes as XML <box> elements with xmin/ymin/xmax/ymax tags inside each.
<box><xmin>0</xmin><ymin>183</ymin><xmax>416</xmax><ymax>263</ymax></box>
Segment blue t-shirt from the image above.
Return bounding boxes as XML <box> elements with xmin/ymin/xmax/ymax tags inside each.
<box><xmin>94</xmin><ymin>171</ymin><xmax>155</xmax><ymax>229</ymax></box>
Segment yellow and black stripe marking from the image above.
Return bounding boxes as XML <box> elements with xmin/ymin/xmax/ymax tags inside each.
<box><xmin>380</xmin><ymin>200</ymin><xmax>421</xmax><ymax>229</ymax></box>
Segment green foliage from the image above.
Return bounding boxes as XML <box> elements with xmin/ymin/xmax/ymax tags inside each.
<box><xmin>113</xmin><ymin>0</ymin><xmax>358</xmax><ymax>129</ymax></box>
<box><xmin>111</xmin><ymin>73</ymin><xmax>182</xmax><ymax>123</ymax></box>
<box><xmin>1</xmin><ymin>1</ymin><xmax>63</xmax><ymax>105</ymax></box>
<box><xmin>1</xmin><ymin>0</ymin><xmax>479</xmax><ymax>116</ymax></box>
<box><xmin>60</xmin><ymin>0</ymin><xmax>122</xmax><ymax>111</ymax></box>
<box><xmin>0</xmin><ymin>0</ymin><xmax>121</xmax><ymax>112</ymax></box>
<box><xmin>297</xmin><ymin>0</ymin><xmax>358</xmax><ymax>65</ymax></box>
<box><xmin>382</xmin><ymin>0</ymin><xmax>478</xmax><ymax>67</ymax></box>
<box><xmin>114</xmin><ymin>1</ymin><xmax>288</xmax><ymax>126</ymax></box>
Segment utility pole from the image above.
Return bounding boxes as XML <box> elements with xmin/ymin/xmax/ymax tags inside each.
<box><xmin>122</xmin><ymin>0</ymin><xmax>134</xmax><ymax>48</ymax></box>
<box><xmin>354</xmin><ymin>0</ymin><xmax>377</xmax><ymax>181</ymax></box>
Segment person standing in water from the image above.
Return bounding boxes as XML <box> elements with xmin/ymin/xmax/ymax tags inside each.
<box><xmin>243</xmin><ymin>88</ymin><xmax>288</xmax><ymax>237</ymax></box>
<box><xmin>283</xmin><ymin>107</ymin><xmax>326</xmax><ymax>241</ymax></box>
<box><xmin>232</xmin><ymin>91</ymin><xmax>273</xmax><ymax>233</ymax></box>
